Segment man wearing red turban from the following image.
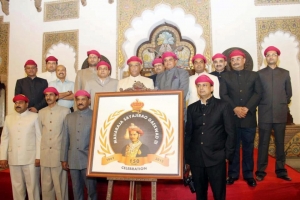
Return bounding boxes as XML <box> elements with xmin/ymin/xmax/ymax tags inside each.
<box><xmin>39</xmin><ymin>56</ymin><xmax>58</xmax><ymax>83</ymax></box>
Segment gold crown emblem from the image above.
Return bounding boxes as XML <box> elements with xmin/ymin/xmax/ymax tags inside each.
<box><xmin>131</xmin><ymin>99</ymin><xmax>144</xmax><ymax>113</ymax></box>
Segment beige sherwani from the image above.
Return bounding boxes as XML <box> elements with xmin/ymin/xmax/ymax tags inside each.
<box><xmin>187</xmin><ymin>72</ymin><xmax>220</xmax><ymax>106</ymax></box>
<box><xmin>74</xmin><ymin>67</ymin><xmax>97</xmax><ymax>92</ymax></box>
<box><xmin>39</xmin><ymin>71</ymin><xmax>57</xmax><ymax>83</ymax></box>
<box><xmin>38</xmin><ymin>104</ymin><xmax>70</xmax><ymax>200</ymax></box>
<box><xmin>0</xmin><ymin>110</ymin><xmax>41</xmax><ymax>200</ymax></box>
<box><xmin>117</xmin><ymin>75</ymin><xmax>154</xmax><ymax>91</ymax></box>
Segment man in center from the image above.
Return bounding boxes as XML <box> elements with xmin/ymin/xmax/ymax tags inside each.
<box><xmin>117</xmin><ymin>56</ymin><xmax>154</xmax><ymax>91</ymax></box>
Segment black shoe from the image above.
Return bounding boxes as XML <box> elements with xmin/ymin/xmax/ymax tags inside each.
<box><xmin>226</xmin><ymin>177</ymin><xmax>238</xmax><ymax>185</ymax></box>
<box><xmin>277</xmin><ymin>175</ymin><xmax>292</xmax><ymax>181</ymax></box>
<box><xmin>255</xmin><ymin>175</ymin><xmax>264</xmax><ymax>181</ymax></box>
<box><xmin>245</xmin><ymin>178</ymin><xmax>257</xmax><ymax>187</ymax></box>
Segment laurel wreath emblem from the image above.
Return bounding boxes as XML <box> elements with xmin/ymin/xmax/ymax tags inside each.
<box><xmin>97</xmin><ymin>110</ymin><xmax>124</xmax><ymax>155</ymax></box>
<box><xmin>150</xmin><ymin>109</ymin><xmax>175</xmax><ymax>156</ymax></box>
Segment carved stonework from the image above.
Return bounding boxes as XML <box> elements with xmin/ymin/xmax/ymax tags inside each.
<box><xmin>256</xmin><ymin>16</ymin><xmax>300</xmax><ymax>68</ymax></box>
<box><xmin>0</xmin><ymin>16</ymin><xmax>9</xmax><ymax>78</ymax></box>
<box><xmin>44</xmin><ymin>0</ymin><xmax>79</xmax><ymax>22</ymax></box>
<box><xmin>42</xmin><ymin>30</ymin><xmax>79</xmax><ymax>73</ymax></box>
<box><xmin>35</xmin><ymin>0</ymin><xmax>42</xmax><ymax>12</ymax></box>
<box><xmin>255</xmin><ymin>0</ymin><xmax>300</xmax><ymax>6</ymax></box>
<box><xmin>117</xmin><ymin>0</ymin><xmax>212</xmax><ymax>71</ymax></box>
<box><xmin>0</xmin><ymin>0</ymin><xmax>9</xmax><ymax>15</ymax></box>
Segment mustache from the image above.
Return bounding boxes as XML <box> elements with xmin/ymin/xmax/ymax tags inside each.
<box><xmin>77</xmin><ymin>104</ymin><xmax>83</xmax><ymax>106</ymax></box>
<box><xmin>16</xmin><ymin>106</ymin><xmax>21</xmax><ymax>109</ymax></box>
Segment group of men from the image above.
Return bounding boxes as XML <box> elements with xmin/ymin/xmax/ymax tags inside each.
<box><xmin>0</xmin><ymin>46</ymin><xmax>292</xmax><ymax>200</ymax></box>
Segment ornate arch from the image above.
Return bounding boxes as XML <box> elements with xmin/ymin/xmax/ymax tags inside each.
<box><xmin>42</xmin><ymin>30</ymin><xmax>79</xmax><ymax>73</ymax></box>
<box><xmin>256</xmin><ymin>16</ymin><xmax>300</xmax><ymax>67</ymax></box>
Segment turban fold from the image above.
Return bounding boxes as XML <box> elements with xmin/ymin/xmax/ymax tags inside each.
<box><xmin>13</xmin><ymin>94</ymin><xmax>29</xmax><ymax>103</ymax></box>
<box><xmin>152</xmin><ymin>58</ymin><xmax>163</xmax><ymax>66</ymax></box>
<box><xmin>229</xmin><ymin>50</ymin><xmax>245</xmax><ymax>58</ymax></box>
<box><xmin>161</xmin><ymin>51</ymin><xmax>178</xmax><ymax>60</ymax></box>
<box><xmin>97</xmin><ymin>61</ymin><xmax>111</xmax><ymax>70</ymax></box>
<box><xmin>75</xmin><ymin>90</ymin><xmax>90</xmax><ymax>98</ymax></box>
<box><xmin>24</xmin><ymin>60</ymin><xmax>37</xmax><ymax>67</ymax></box>
<box><xmin>192</xmin><ymin>54</ymin><xmax>207</xmax><ymax>64</ymax></box>
<box><xmin>87</xmin><ymin>50</ymin><xmax>101</xmax><ymax>58</ymax></box>
<box><xmin>195</xmin><ymin>75</ymin><xmax>214</xmax><ymax>86</ymax></box>
<box><xmin>264</xmin><ymin>46</ymin><xmax>281</xmax><ymax>56</ymax></box>
<box><xmin>212</xmin><ymin>53</ymin><xmax>227</xmax><ymax>61</ymax></box>
<box><xmin>127</xmin><ymin>56</ymin><xmax>142</xmax><ymax>65</ymax></box>
<box><xmin>43</xmin><ymin>87</ymin><xmax>59</xmax><ymax>96</ymax></box>
<box><xmin>45</xmin><ymin>56</ymin><xmax>58</xmax><ymax>62</ymax></box>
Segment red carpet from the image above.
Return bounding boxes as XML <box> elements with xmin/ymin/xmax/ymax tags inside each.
<box><xmin>1</xmin><ymin>149</ymin><xmax>300</xmax><ymax>200</ymax></box>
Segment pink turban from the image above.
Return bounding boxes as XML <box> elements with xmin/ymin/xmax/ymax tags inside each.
<box><xmin>161</xmin><ymin>51</ymin><xmax>178</xmax><ymax>60</ymax></box>
<box><xmin>195</xmin><ymin>75</ymin><xmax>214</xmax><ymax>86</ymax></box>
<box><xmin>212</xmin><ymin>53</ymin><xmax>227</xmax><ymax>61</ymax></box>
<box><xmin>264</xmin><ymin>46</ymin><xmax>281</xmax><ymax>56</ymax></box>
<box><xmin>192</xmin><ymin>54</ymin><xmax>207</xmax><ymax>64</ymax></box>
<box><xmin>43</xmin><ymin>87</ymin><xmax>59</xmax><ymax>96</ymax></box>
<box><xmin>87</xmin><ymin>50</ymin><xmax>101</xmax><ymax>58</ymax></box>
<box><xmin>75</xmin><ymin>90</ymin><xmax>90</xmax><ymax>98</ymax></box>
<box><xmin>97</xmin><ymin>61</ymin><xmax>111</xmax><ymax>70</ymax></box>
<box><xmin>24</xmin><ymin>60</ymin><xmax>37</xmax><ymax>67</ymax></box>
<box><xmin>127</xmin><ymin>56</ymin><xmax>142</xmax><ymax>65</ymax></box>
<box><xmin>152</xmin><ymin>58</ymin><xmax>163</xmax><ymax>66</ymax></box>
<box><xmin>45</xmin><ymin>56</ymin><xmax>58</xmax><ymax>63</ymax></box>
<box><xmin>229</xmin><ymin>50</ymin><xmax>245</xmax><ymax>58</ymax></box>
<box><xmin>13</xmin><ymin>94</ymin><xmax>29</xmax><ymax>103</ymax></box>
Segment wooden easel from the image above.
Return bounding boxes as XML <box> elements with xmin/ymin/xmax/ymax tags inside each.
<box><xmin>106</xmin><ymin>177</ymin><xmax>157</xmax><ymax>200</ymax></box>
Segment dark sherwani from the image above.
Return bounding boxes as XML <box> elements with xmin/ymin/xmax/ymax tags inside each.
<box><xmin>220</xmin><ymin>69</ymin><xmax>262</xmax><ymax>179</ymax></box>
<box><xmin>185</xmin><ymin>97</ymin><xmax>236</xmax><ymax>200</ymax></box>
<box><xmin>256</xmin><ymin>66</ymin><xmax>292</xmax><ymax>178</ymax></box>
<box><xmin>15</xmin><ymin>76</ymin><xmax>48</xmax><ymax>111</ymax></box>
<box><xmin>210</xmin><ymin>69</ymin><xmax>227</xmax><ymax>81</ymax></box>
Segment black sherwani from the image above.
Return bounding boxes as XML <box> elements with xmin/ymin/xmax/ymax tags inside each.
<box><xmin>185</xmin><ymin>97</ymin><xmax>236</xmax><ymax>200</ymax></box>
<box><xmin>210</xmin><ymin>69</ymin><xmax>227</xmax><ymax>81</ymax></box>
<box><xmin>220</xmin><ymin>69</ymin><xmax>262</xmax><ymax>179</ymax></box>
<box><xmin>15</xmin><ymin>76</ymin><xmax>48</xmax><ymax>111</ymax></box>
<box><xmin>256</xmin><ymin>66</ymin><xmax>292</xmax><ymax>177</ymax></box>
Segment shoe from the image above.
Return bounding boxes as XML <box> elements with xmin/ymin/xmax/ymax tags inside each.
<box><xmin>226</xmin><ymin>177</ymin><xmax>238</xmax><ymax>185</ymax></box>
<box><xmin>245</xmin><ymin>178</ymin><xmax>257</xmax><ymax>187</ymax></box>
<box><xmin>277</xmin><ymin>175</ymin><xmax>292</xmax><ymax>181</ymax></box>
<box><xmin>255</xmin><ymin>175</ymin><xmax>264</xmax><ymax>181</ymax></box>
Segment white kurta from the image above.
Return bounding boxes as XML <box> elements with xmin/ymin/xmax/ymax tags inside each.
<box><xmin>187</xmin><ymin>72</ymin><xmax>220</xmax><ymax>106</ymax></box>
<box><xmin>117</xmin><ymin>75</ymin><xmax>154</xmax><ymax>91</ymax></box>
<box><xmin>38</xmin><ymin>71</ymin><xmax>57</xmax><ymax>83</ymax></box>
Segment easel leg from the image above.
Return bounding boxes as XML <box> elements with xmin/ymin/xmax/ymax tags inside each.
<box><xmin>129</xmin><ymin>181</ymin><xmax>135</xmax><ymax>200</ymax></box>
<box><xmin>106</xmin><ymin>180</ymin><xmax>114</xmax><ymax>200</ymax></box>
<box><xmin>135</xmin><ymin>181</ymin><xmax>141</xmax><ymax>200</ymax></box>
<box><xmin>151</xmin><ymin>181</ymin><xmax>157</xmax><ymax>200</ymax></box>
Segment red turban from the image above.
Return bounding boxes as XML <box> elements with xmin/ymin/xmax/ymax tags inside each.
<box><xmin>87</xmin><ymin>50</ymin><xmax>101</xmax><ymax>58</ymax></box>
<box><xmin>75</xmin><ymin>90</ymin><xmax>90</xmax><ymax>98</ymax></box>
<box><xmin>212</xmin><ymin>53</ymin><xmax>227</xmax><ymax>61</ymax></box>
<box><xmin>127</xmin><ymin>56</ymin><xmax>142</xmax><ymax>65</ymax></box>
<box><xmin>195</xmin><ymin>75</ymin><xmax>214</xmax><ymax>86</ymax></box>
<box><xmin>43</xmin><ymin>87</ymin><xmax>59</xmax><ymax>96</ymax></box>
<box><xmin>192</xmin><ymin>54</ymin><xmax>207</xmax><ymax>64</ymax></box>
<box><xmin>24</xmin><ymin>60</ymin><xmax>37</xmax><ymax>67</ymax></box>
<box><xmin>13</xmin><ymin>94</ymin><xmax>29</xmax><ymax>103</ymax></box>
<box><xmin>229</xmin><ymin>50</ymin><xmax>245</xmax><ymax>58</ymax></box>
<box><xmin>152</xmin><ymin>58</ymin><xmax>163</xmax><ymax>66</ymax></box>
<box><xmin>161</xmin><ymin>51</ymin><xmax>178</xmax><ymax>61</ymax></box>
<box><xmin>264</xmin><ymin>46</ymin><xmax>281</xmax><ymax>56</ymax></box>
<box><xmin>97</xmin><ymin>61</ymin><xmax>111</xmax><ymax>70</ymax></box>
<box><xmin>45</xmin><ymin>56</ymin><xmax>58</xmax><ymax>63</ymax></box>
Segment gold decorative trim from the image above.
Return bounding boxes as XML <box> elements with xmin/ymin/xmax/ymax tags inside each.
<box><xmin>44</xmin><ymin>0</ymin><xmax>79</xmax><ymax>22</ymax></box>
<box><xmin>42</xmin><ymin>30</ymin><xmax>79</xmax><ymax>73</ymax></box>
<box><xmin>117</xmin><ymin>0</ymin><xmax>212</xmax><ymax>72</ymax></box>
<box><xmin>0</xmin><ymin>16</ymin><xmax>9</xmax><ymax>80</ymax></box>
<box><xmin>255</xmin><ymin>0</ymin><xmax>300</xmax><ymax>6</ymax></box>
<box><xmin>256</xmin><ymin>16</ymin><xmax>300</xmax><ymax>68</ymax></box>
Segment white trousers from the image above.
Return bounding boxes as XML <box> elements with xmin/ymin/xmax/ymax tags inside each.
<box><xmin>9</xmin><ymin>164</ymin><xmax>40</xmax><ymax>200</ymax></box>
<box><xmin>41</xmin><ymin>166</ymin><xmax>68</xmax><ymax>200</ymax></box>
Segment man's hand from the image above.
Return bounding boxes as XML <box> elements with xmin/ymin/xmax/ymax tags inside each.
<box><xmin>61</xmin><ymin>161</ymin><xmax>69</xmax><ymax>171</ymax></box>
<box><xmin>35</xmin><ymin>159</ymin><xmax>40</xmax><ymax>167</ymax></box>
<box><xmin>0</xmin><ymin>160</ymin><xmax>8</xmax><ymax>169</ymax></box>
<box><xmin>241</xmin><ymin>107</ymin><xmax>249</xmax><ymax>114</ymax></box>
<box><xmin>225</xmin><ymin>159</ymin><xmax>228</xmax><ymax>163</ymax></box>
<box><xmin>29</xmin><ymin>107</ymin><xmax>38</xmax><ymax>113</ymax></box>
<box><xmin>233</xmin><ymin>107</ymin><xmax>246</xmax><ymax>118</ymax></box>
<box><xmin>184</xmin><ymin>164</ymin><xmax>191</xmax><ymax>178</ymax></box>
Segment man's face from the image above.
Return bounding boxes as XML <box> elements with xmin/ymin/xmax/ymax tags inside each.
<box><xmin>75</xmin><ymin>96</ymin><xmax>90</xmax><ymax>110</ymax></box>
<box><xmin>14</xmin><ymin>100</ymin><xmax>28</xmax><ymax>114</ymax></box>
<box><xmin>129</xmin><ymin>131</ymin><xmax>139</xmax><ymax>143</ymax></box>
<box><xmin>97</xmin><ymin>65</ymin><xmax>110</xmax><ymax>79</ymax></box>
<box><xmin>88</xmin><ymin>54</ymin><xmax>100</xmax><ymax>67</ymax></box>
<box><xmin>24</xmin><ymin>65</ymin><xmax>38</xmax><ymax>78</ymax></box>
<box><xmin>56</xmin><ymin>65</ymin><xmax>66</xmax><ymax>80</ymax></box>
<box><xmin>46</xmin><ymin>61</ymin><xmax>57</xmax><ymax>72</ymax></box>
<box><xmin>163</xmin><ymin>56</ymin><xmax>177</xmax><ymax>70</ymax></box>
<box><xmin>213</xmin><ymin>58</ymin><xmax>227</xmax><ymax>72</ymax></box>
<box><xmin>196</xmin><ymin>82</ymin><xmax>213</xmax><ymax>98</ymax></box>
<box><xmin>153</xmin><ymin>63</ymin><xmax>165</xmax><ymax>74</ymax></box>
<box><xmin>193</xmin><ymin>58</ymin><xmax>206</xmax><ymax>74</ymax></box>
<box><xmin>265</xmin><ymin>50</ymin><xmax>278</xmax><ymax>66</ymax></box>
<box><xmin>230</xmin><ymin>56</ymin><xmax>245</xmax><ymax>71</ymax></box>
<box><xmin>128</xmin><ymin>62</ymin><xmax>142</xmax><ymax>77</ymax></box>
<box><xmin>45</xmin><ymin>92</ymin><xmax>58</xmax><ymax>106</ymax></box>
